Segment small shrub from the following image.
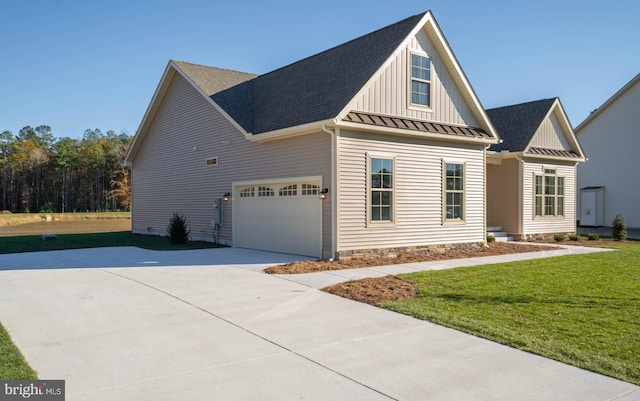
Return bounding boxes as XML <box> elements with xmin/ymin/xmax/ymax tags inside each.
<box><xmin>1</xmin><ymin>210</ymin><xmax>11</xmax><ymax>214</ymax></box>
<box><xmin>486</xmin><ymin>234</ymin><xmax>495</xmax><ymax>243</ymax></box>
<box><xmin>568</xmin><ymin>234</ymin><xmax>580</xmax><ymax>241</ymax></box>
<box><xmin>612</xmin><ymin>214</ymin><xmax>627</xmax><ymax>240</ymax></box>
<box><xmin>587</xmin><ymin>233</ymin><xmax>599</xmax><ymax>241</ymax></box>
<box><xmin>166</xmin><ymin>212</ymin><xmax>191</xmax><ymax>244</ymax></box>
<box><xmin>554</xmin><ymin>234</ymin><xmax>566</xmax><ymax>242</ymax></box>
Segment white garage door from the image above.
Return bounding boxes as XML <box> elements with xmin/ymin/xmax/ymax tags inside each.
<box><xmin>235</xmin><ymin>180</ymin><xmax>322</xmax><ymax>257</ymax></box>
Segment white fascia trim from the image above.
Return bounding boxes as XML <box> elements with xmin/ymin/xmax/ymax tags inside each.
<box><xmin>232</xmin><ymin>175</ymin><xmax>323</xmax><ymax>187</ymax></box>
<box><xmin>551</xmin><ymin>99</ymin><xmax>587</xmax><ymax>159</ymax></box>
<box><xmin>575</xmin><ymin>73</ymin><xmax>640</xmax><ymax>133</ymax></box>
<box><xmin>337</xmin><ymin>120</ymin><xmax>499</xmax><ymax>145</ymax></box>
<box><xmin>424</xmin><ymin>13</ymin><xmax>500</xmax><ymax>142</ymax></box>
<box><xmin>125</xmin><ymin>62</ymin><xmax>176</xmax><ymax>166</ymax></box>
<box><xmin>248</xmin><ymin>119</ymin><xmax>336</xmax><ymax>142</ymax></box>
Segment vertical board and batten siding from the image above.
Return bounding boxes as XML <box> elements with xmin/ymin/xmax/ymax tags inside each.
<box><xmin>530</xmin><ymin>111</ymin><xmax>572</xmax><ymax>150</ymax></box>
<box><xmin>131</xmin><ymin>72</ymin><xmax>332</xmax><ymax>254</ymax></box>
<box><xmin>349</xmin><ymin>27</ymin><xmax>479</xmax><ymax>127</ymax></box>
<box><xmin>486</xmin><ymin>159</ymin><xmax>520</xmax><ymax>235</ymax></box>
<box><xmin>337</xmin><ymin>130</ymin><xmax>486</xmax><ymax>251</ymax></box>
<box><xmin>521</xmin><ymin>161</ymin><xmax>577</xmax><ymax>235</ymax></box>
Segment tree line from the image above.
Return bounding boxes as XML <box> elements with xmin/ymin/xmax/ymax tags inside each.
<box><xmin>0</xmin><ymin>125</ymin><xmax>132</xmax><ymax>213</ymax></box>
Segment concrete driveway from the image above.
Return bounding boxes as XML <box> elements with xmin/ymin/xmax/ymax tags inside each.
<box><xmin>0</xmin><ymin>247</ymin><xmax>638</xmax><ymax>401</ymax></box>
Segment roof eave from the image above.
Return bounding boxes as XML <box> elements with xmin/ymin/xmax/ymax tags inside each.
<box><xmin>125</xmin><ymin>61</ymin><xmax>177</xmax><ymax>166</ymax></box>
<box><xmin>248</xmin><ymin>119</ymin><xmax>336</xmax><ymax>142</ymax></box>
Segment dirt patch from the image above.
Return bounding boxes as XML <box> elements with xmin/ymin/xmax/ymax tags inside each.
<box><xmin>264</xmin><ymin>242</ymin><xmax>557</xmax><ymax>274</ymax></box>
<box><xmin>323</xmin><ymin>276</ymin><xmax>418</xmax><ymax>305</ymax></box>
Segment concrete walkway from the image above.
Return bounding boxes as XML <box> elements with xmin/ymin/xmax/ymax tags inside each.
<box><xmin>0</xmin><ymin>246</ymin><xmax>637</xmax><ymax>401</ymax></box>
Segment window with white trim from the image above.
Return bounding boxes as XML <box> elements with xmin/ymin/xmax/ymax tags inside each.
<box><xmin>410</xmin><ymin>53</ymin><xmax>431</xmax><ymax>107</ymax></box>
<box><xmin>535</xmin><ymin>169</ymin><xmax>564</xmax><ymax>216</ymax></box>
<box><xmin>369</xmin><ymin>157</ymin><xmax>394</xmax><ymax>222</ymax></box>
<box><xmin>444</xmin><ymin>162</ymin><xmax>464</xmax><ymax>220</ymax></box>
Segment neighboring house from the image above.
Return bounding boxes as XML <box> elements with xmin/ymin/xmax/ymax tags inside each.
<box><xmin>124</xmin><ymin>11</ymin><xmax>502</xmax><ymax>259</ymax></box>
<box><xmin>575</xmin><ymin>73</ymin><xmax>640</xmax><ymax>228</ymax></box>
<box><xmin>486</xmin><ymin>98</ymin><xmax>585</xmax><ymax>240</ymax></box>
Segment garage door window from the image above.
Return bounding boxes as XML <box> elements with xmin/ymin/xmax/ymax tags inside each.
<box><xmin>279</xmin><ymin>184</ymin><xmax>297</xmax><ymax>196</ymax></box>
<box><xmin>301</xmin><ymin>184</ymin><xmax>320</xmax><ymax>196</ymax></box>
<box><xmin>258</xmin><ymin>186</ymin><xmax>274</xmax><ymax>197</ymax></box>
<box><xmin>240</xmin><ymin>187</ymin><xmax>255</xmax><ymax>197</ymax></box>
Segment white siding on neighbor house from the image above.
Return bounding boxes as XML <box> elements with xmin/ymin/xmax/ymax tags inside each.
<box><xmin>337</xmin><ymin>130</ymin><xmax>486</xmax><ymax>251</ymax></box>
<box><xmin>530</xmin><ymin>111</ymin><xmax>572</xmax><ymax>150</ymax></box>
<box><xmin>521</xmin><ymin>161</ymin><xmax>577</xmax><ymax>235</ymax></box>
<box><xmin>349</xmin><ymin>27</ymin><xmax>479</xmax><ymax>128</ymax></box>
<box><xmin>486</xmin><ymin>159</ymin><xmax>520</xmax><ymax>235</ymax></box>
<box><xmin>577</xmin><ymin>79</ymin><xmax>640</xmax><ymax>227</ymax></box>
<box><xmin>131</xmin><ymin>72</ymin><xmax>332</xmax><ymax>255</ymax></box>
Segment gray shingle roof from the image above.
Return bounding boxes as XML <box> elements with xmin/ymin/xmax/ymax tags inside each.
<box><xmin>486</xmin><ymin>98</ymin><xmax>556</xmax><ymax>152</ymax></box>
<box><xmin>173</xmin><ymin>61</ymin><xmax>257</xmax><ymax>97</ymax></box>
<box><xmin>179</xmin><ymin>12</ymin><xmax>427</xmax><ymax>134</ymax></box>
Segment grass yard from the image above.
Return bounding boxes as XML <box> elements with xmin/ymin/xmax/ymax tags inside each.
<box><xmin>383</xmin><ymin>244</ymin><xmax>640</xmax><ymax>385</ymax></box>
<box><xmin>0</xmin><ymin>231</ymin><xmax>221</xmax><ymax>254</ymax></box>
<box><xmin>0</xmin><ymin>323</ymin><xmax>38</xmax><ymax>379</ymax></box>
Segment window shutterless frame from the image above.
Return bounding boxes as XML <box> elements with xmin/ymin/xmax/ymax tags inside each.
<box><xmin>533</xmin><ymin>168</ymin><xmax>565</xmax><ymax>217</ymax></box>
<box><xmin>409</xmin><ymin>52</ymin><xmax>432</xmax><ymax>109</ymax></box>
<box><xmin>442</xmin><ymin>160</ymin><xmax>465</xmax><ymax>223</ymax></box>
<box><xmin>367</xmin><ymin>153</ymin><xmax>396</xmax><ymax>225</ymax></box>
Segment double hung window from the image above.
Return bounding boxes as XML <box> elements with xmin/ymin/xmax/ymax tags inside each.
<box><xmin>410</xmin><ymin>53</ymin><xmax>431</xmax><ymax>107</ymax></box>
<box><xmin>369</xmin><ymin>157</ymin><xmax>394</xmax><ymax>222</ymax></box>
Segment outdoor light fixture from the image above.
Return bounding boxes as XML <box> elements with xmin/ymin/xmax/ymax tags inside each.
<box><xmin>320</xmin><ymin>188</ymin><xmax>329</xmax><ymax>199</ymax></box>
<box><xmin>223</xmin><ymin>192</ymin><xmax>231</xmax><ymax>201</ymax></box>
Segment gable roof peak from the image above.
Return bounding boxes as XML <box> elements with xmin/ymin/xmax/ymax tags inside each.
<box><xmin>486</xmin><ymin>98</ymin><xmax>559</xmax><ymax>152</ymax></box>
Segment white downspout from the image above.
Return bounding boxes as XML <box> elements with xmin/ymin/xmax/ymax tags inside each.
<box><xmin>321</xmin><ymin>124</ymin><xmax>337</xmax><ymax>259</ymax></box>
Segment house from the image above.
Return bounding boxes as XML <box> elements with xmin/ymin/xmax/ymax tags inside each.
<box><xmin>575</xmin><ymin>73</ymin><xmax>640</xmax><ymax>228</ymax></box>
<box><xmin>486</xmin><ymin>98</ymin><xmax>585</xmax><ymax>240</ymax></box>
<box><xmin>124</xmin><ymin>11</ymin><xmax>503</xmax><ymax>259</ymax></box>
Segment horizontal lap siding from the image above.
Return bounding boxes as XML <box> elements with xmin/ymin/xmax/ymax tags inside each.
<box><xmin>337</xmin><ymin>130</ymin><xmax>485</xmax><ymax>251</ymax></box>
<box><xmin>131</xmin><ymin>73</ymin><xmax>332</xmax><ymax>254</ymax></box>
<box><xmin>522</xmin><ymin>161</ymin><xmax>576</xmax><ymax>234</ymax></box>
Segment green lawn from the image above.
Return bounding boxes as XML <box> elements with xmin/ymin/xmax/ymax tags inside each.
<box><xmin>0</xmin><ymin>323</ymin><xmax>38</xmax><ymax>379</ymax></box>
<box><xmin>383</xmin><ymin>244</ymin><xmax>640</xmax><ymax>385</ymax></box>
<box><xmin>0</xmin><ymin>231</ymin><xmax>222</xmax><ymax>254</ymax></box>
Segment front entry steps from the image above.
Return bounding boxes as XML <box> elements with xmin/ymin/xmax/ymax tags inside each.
<box><xmin>487</xmin><ymin>226</ymin><xmax>513</xmax><ymax>242</ymax></box>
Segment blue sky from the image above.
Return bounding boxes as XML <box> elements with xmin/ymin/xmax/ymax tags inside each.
<box><xmin>1</xmin><ymin>0</ymin><xmax>638</xmax><ymax>139</ymax></box>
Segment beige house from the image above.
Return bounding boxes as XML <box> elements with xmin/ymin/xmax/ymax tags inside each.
<box><xmin>486</xmin><ymin>98</ymin><xmax>585</xmax><ymax>240</ymax></box>
<box><xmin>125</xmin><ymin>11</ymin><xmax>503</xmax><ymax>258</ymax></box>
<box><xmin>576</xmin><ymin>73</ymin><xmax>640</xmax><ymax>228</ymax></box>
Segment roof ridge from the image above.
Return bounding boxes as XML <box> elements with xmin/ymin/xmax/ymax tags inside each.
<box><xmin>486</xmin><ymin>97</ymin><xmax>556</xmax><ymax>112</ymax></box>
<box><xmin>255</xmin><ymin>11</ymin><xmax>428</xmax><ymax>80</ymax></box>
<box><xmin>172</xmin><ymin>60</ymin><xmax>258</xmax><ymax>77</ymax></box>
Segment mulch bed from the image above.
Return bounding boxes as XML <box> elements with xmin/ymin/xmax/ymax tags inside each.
<box><xmin>323</xmin><ymin>276</ymin><xmax>418</xmax><ymax>305</ymax></box>
<box><xmin>264</xmin><ymin>242</ymin><xmax>556</xmax><ymax>274</ymax></box>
